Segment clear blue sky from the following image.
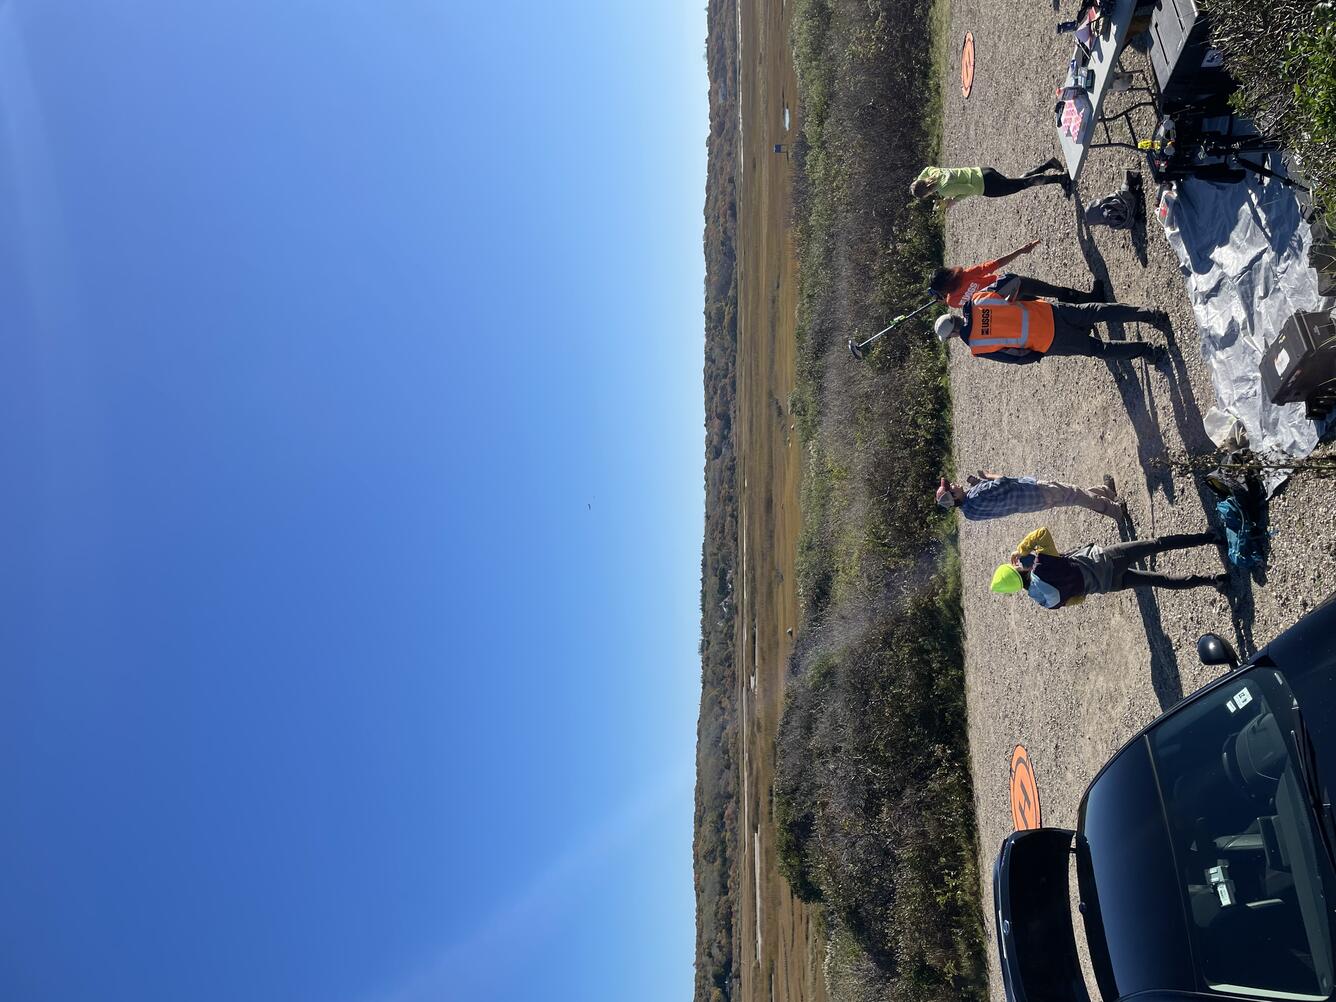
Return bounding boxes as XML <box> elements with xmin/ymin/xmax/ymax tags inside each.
<box><xmin>0</xmin><ymin>3</ymin><xmax>706</xmax><ymax>1000</ymax></box>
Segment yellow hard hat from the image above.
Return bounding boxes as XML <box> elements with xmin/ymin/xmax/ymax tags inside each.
<box><xmin>990</xmin><ymin>564</ymin><xmax>1023</xmax><ymax>594</ymax></box>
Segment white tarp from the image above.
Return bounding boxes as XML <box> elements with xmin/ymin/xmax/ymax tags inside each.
<box><xmin>1158</xmin><ymin>167</ymin><xmax>1332</xmax><ymax>490</ymax></box>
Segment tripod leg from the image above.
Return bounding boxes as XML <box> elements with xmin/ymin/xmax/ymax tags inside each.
<box><xmin>1233</xmin><ymin>156</ymin><xmax>1309</xmax><ymax>191</ymax></box>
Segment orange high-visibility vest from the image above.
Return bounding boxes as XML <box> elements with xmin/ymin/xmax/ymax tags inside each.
<box><xmin>967</xmin><ymin>290</ymin><xmax>1055</xmax><ymax>354</ymax></box>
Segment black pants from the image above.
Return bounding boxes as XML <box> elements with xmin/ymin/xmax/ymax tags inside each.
<box><xmin>1105</xmin><ymin>532</ymin><xmax>1218</xmax><ymax>590</ymax></box>
<box><xmin>1047</xmin><ymin>302</ymin><xmax>1158</xmax><ymax>360</ymax></box>
<box><xmin>1011</xmin><ymin>276</ymin><xmax>1100</xmax><ymax>304</ymax></box>
<box><xmin>981</xmin><ymin>165</ymin><xmax>1066</xmax><ymax>197</ymax></box>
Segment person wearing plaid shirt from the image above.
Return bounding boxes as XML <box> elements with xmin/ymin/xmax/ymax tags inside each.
<box><xmin>935</xmin><ymin>471</ymin><xmax>1124</xmax><ymax>522</ymax></box>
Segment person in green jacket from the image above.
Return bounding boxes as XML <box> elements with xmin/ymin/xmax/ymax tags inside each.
<box><xmin>911</xmin><ymin>158</ymin><xmax>1070</xmax><ymax>209</ymax></box>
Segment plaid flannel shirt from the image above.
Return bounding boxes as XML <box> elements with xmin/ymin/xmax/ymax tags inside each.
<box><xmin>958</xmin><ymin>476</ymin><xmax>1047</xmax><ymax>521</ymax></box>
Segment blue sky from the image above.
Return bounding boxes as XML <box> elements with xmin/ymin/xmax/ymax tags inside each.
<box><xmin>0</xmin><ymin>3</ymin><xmax>706</xmax><ymax>1000</ymax></box>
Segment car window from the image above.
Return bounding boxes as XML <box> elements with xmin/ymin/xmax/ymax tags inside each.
<box><xmin>1077</xmin><ymin>740</ymin><xmax>1197</xmax><ymax>1001</ymax></box>
<box><xmin>1150</xmin><ymin>669</ymin><xmax>1335</xmax><ymax>1001</ymax></box>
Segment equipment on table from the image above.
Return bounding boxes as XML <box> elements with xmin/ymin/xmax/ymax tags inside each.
<box><xmin>1054</xmin><ymin>0</ymin><xmax>1153</xmax><ymax>180</ymax></box>
<box><xmin>1260</xmin><ymin>311</ymin><xmax>1336</xmax><ymax>421</ymax></box>
<box><xmin>1146</xmin><ymin>0</ymin><xmax>1234</xmax><ymax>114</ymax></box>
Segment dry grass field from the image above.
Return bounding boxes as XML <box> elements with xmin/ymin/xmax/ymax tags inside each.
<box><xmin>731</xmin><ymin>0</ymin><xmax>829</xmax><ymax>1000</ymax></box>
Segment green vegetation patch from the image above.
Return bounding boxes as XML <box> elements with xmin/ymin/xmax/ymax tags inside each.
<box><xmin>776</xmin><ymin>1</ymin><xmax>987</xmax><ymax>999</ymax></box>
<box><xmin>1205</xmin><ymin>0</ymin><xmax>1336</xmax><ymax>222</ymax></box>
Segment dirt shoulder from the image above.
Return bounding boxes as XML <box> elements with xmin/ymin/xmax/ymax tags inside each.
<box><xmin>938</xmin><ymin>5</ymin><xmax>1336</xmax><ymax>1000</ymax></box>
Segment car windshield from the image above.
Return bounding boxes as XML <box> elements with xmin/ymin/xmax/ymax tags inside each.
<box><xmin>1150</xmin><ymin>668</ymin><xmax>1335</xmax><ymax>1000</ymax></box>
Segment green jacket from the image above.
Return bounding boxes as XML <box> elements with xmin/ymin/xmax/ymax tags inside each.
<box><xmin>915</xmin><ymin>166</ymin><xmax>984</xmax><ymax>200</ymax></box>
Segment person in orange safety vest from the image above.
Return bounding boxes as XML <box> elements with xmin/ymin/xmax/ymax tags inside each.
<box><xmin>934</xmin><ymin>287</ymin><xmax>1170</xmax><ymax>366</ymax></box>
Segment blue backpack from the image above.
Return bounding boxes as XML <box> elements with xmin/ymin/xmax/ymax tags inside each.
<box><xmin>1204</xmin><ymin>459</ymin><xmax>1267</xmax><ymax>570</ymax></box>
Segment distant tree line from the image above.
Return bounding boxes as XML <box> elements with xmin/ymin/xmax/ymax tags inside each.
<box><xmin>693</xmin><ymin>1</ymin><xmax>741</xmax><ymax>1000</ymax></box>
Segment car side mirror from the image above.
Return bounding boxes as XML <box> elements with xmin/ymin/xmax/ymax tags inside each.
<box><xmin>1197</xmin><ymin>633</ymin><xmax>1239</xmax><ymax>668</ymax></box>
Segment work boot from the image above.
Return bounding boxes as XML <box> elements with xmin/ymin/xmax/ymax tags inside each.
<box><xmin>1102</xmin><ymin>474</ymin><xmax>1118</xmax><ymax>499</ymax></box>
<box><xmin>1024</xmin><ymin>156</ymin><xmax>1063</xmax><ymax>177</ymax></box>
<box><xmin>1090</xmin><ymin>278</ymin><xmax>1109</xmax><ymax>302</ymax></box>
<box><xmin>1212</xmin><ymin>572</ymin><xmax>1231</xmax><ymax>594</ymax></box>
<box><xmin>1141</xmin><ymin>309</ymin><xmax>1171</xmax><ymax>329</ymax></box>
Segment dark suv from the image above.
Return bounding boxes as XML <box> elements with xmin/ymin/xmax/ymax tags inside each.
<box><xmin>994</xmin><ymin>593</ymin><xmax>1336</xmax><ymax>1002</ymax></box>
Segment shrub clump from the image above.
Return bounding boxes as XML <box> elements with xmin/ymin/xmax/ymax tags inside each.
<box><xmin>1206</xmin><ymin>0</ymin><xmax>1336</xmax><ymax>217</ymax></box>
<box><xmin>776</xmin><ymin>0</ymin><xmax>988</xmax><ymax>999</ymax></box>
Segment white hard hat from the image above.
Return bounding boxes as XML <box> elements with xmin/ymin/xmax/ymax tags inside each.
<box><xmin>934</xmin><ymin>314</ymin><xmax>960</xmax><ymax>342</ymax></box>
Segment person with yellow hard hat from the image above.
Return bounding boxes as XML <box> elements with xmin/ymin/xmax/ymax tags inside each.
<box><xmin>935</xmin><ymin>287</ymin><xmax>1170</xmax><ymax>366</ymax></box>
<box><xmin>990</xmin><ymin>526</ymin><xmax>1228</xmax><ymax>610</ymax></box>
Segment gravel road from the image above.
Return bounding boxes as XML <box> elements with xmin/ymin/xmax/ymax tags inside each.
<box><xmin>937</xmin><ymin>5</ymin><xmax>1336</xmax><ymax>999</ymax></box>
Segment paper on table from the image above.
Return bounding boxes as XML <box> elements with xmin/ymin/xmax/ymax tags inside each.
<box><xmin>1061</xmin><ymin>100</ymin><xmax>1087</xmax><ymax>140</ymax></box>
<box><xmin>1074</xmin><ymin>6</ymin><xmax>1099</xmax><ymax>52</ymax></box>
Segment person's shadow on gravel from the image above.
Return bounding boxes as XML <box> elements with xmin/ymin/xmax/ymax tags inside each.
<box><xmin>1130</xmin><ymin>186</ymin><xmax>1150</xmax><ymax>268</ymax></box>
<box><xmin>1076</xmin><ymin>212</ymin><xmax>1261</xmax><ymax>664</ymax></box>
<box><xmin>1141</xmin><ymin>591</ymin><xmax>1186</xmax><ymax>711</ymax></box>
<box><xmin>1075</xmin><ymin>219</ymin><xmax>1177</xmax><ymax>501</ymax></box>
<box><xmin>1075</xmin><ymin>209</ymin><xmax>1112</xmax><ymax>303</ymax></box>
<box><xmin>1228</xmin><ymin>576</ymin><xmax>1259</xmax><ymax>657</ymax></box>
<box><xmin>1157</xmin><ymin>334</ymin><xmax>1263</xmax><ymax>656</ymax></box>
<box><xmin>1108</xmin><ymin>352</ymin><xmax>1177</xmax><ymax>502</ymax></box>
<box><xmin>1120</xmin><ymin>515</ymin><xmax>1186</xmax><ymax>710</ymax></box>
